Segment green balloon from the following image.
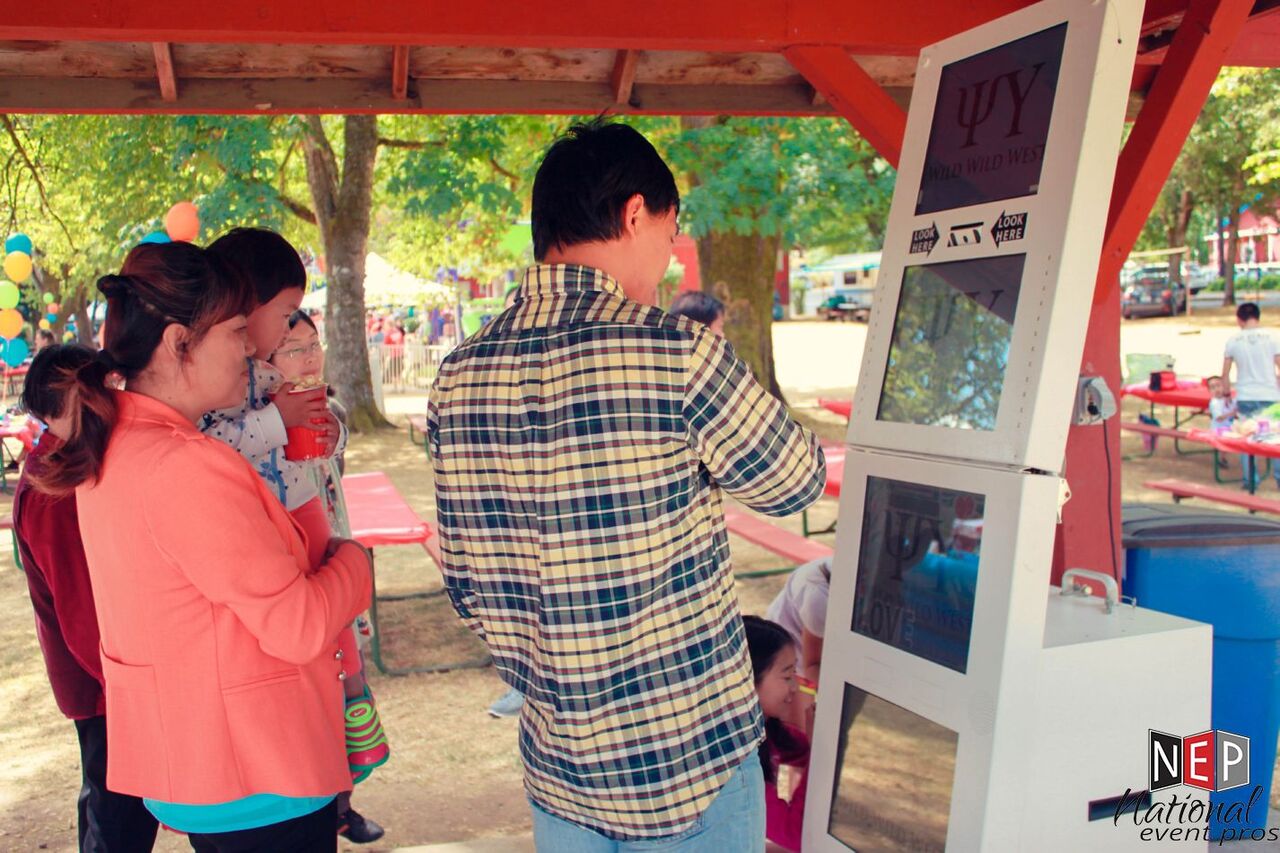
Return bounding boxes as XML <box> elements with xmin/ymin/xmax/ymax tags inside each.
<box><xmin>0</xmin><ymin>282</ymin><xmax>18</xmax><ymax>310</ymax></box>
<box><xmin>41</xmin><ymin>292</ymin><xmax>53</xmax><ymax>305</ymax></box>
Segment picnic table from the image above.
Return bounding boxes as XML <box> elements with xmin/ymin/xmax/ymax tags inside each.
<box><xmin>1120</xmin><ymin>378</ymin><xmax>1213</xmax><ymax>455</ymax></box>
<box><xmin>2</xmin><ymin>364</ymin><xmax>27</xmax><ymax>397</ymax></box>
<box><xmin>0</xmin><ymin>416</ymin><xmax>41</xmax><ymax>492</ymax></box>
<box><xmin>342</xmin><ymin>471</ymin><xmax>489</xmax><ymax>676</ymax></box>
<box><xmin>1189</xmin><ymin>428</ymin><xmax>1279</xmax><ymax>494</ymax></box>
<box><xmin>817</xmin><ymin>397</ymin><xmax>852</xmax><ymax>420</ymax></box>
<box><xmin>802</xmin><ymin>445</ymin><xmax>845</xmax><ymax>536</ymax></box>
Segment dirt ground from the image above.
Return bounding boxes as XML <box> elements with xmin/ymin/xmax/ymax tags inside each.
<box><xmin>0</xmin><ymin>311</ymin><xmax>1276</xmax><ymax>851</ymax></box>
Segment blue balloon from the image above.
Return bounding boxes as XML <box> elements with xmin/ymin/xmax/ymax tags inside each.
<box><xmin>4</xmin><ymin>336</ymin><xmax>28</xmax><ymax>367</ymax></box>
<box><xmin>45</xmin><ymin>312</ymin><xmax>57</xmax><ymax>323</ymax></box>
<box><xmin>4</xmin><ymin>234</ymin><xmax>32</xmax><ymax>255</ymax></box>
<box><xmin>140</xmin><ymin>231</ymin><xmax>171</xmax><ymax>245</ymax></box>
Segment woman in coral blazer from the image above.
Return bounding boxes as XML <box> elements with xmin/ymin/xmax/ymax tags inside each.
<box><xmin>30</xmin><ymin>242</ymin><xmax>371</xmax><ymax>853</ymax></box>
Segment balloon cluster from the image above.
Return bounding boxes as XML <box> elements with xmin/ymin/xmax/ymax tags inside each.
<box><xmin>140</xmin><ymin>201</ymin><xmax>200</xmax><ymax>246</ymax></box>
<box><xmin>0</xmin><ymin>233</ymin><xmax>33</xmax><ymax>367</ymax></box>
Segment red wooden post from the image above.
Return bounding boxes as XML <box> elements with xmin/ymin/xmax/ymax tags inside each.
<box><xmin>1053</xmin><ymin>0</ymin><xmax>1255</xmax><ymax>588</ymax></box>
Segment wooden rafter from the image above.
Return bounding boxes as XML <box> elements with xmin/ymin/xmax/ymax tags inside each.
<box><xmin>151</xmin><ymin>41</ymin><xmax>177</xmax><ymax>101</ymax></box>
<box><xmin>391</xmin><ymin>45</ymin><xmax>409</xmax><ymax>100</ymax></box>
<box><xmin>609</xmin><ymin>49</ymin><xmax>638</xmax><ymax>105</ymax></box>
<box><xmin>784</xmin><ymin>46</ymin><xmax>906</xmax><ymax>167</ymax></box>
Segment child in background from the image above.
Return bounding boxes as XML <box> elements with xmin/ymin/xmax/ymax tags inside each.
<box><xmin>1208</xmin><ymin>375</ymin><xmax>1236</xmax><ymax>432</ymax></box>
<box><xmin>1208</xmin><ymin>375</ymin><xmax>1235</xmax><ymax>469</ymax></box>
<box><xmin>765</xmin><ymin>557</ymin><xmax>829</xmax><ymax>702</ymax></box>
<box><xmin>201</xmin><ymin>228</ymin><xmax>387</xmax><ymax>845</ymax></box>
<box><xmin>744</xmin><ymin>615</ymin><xmax>811</xmax><ymax>853</ymax></box>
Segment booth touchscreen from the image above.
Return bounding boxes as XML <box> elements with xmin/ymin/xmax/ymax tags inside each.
<box><xmin>850</xmin><ymin>477</ymin><xmax>983</xmax><ymax>673</ymax></box>
<box><xmin>877</xmin><ymin>255</ymin><xmax>1023</xmax><ymax>432</ymax></box>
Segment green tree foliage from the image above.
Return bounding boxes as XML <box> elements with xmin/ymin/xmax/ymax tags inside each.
<box><xmin>661</xmin><ymin>117</ymin><xmax>894</xmax><ymax>397</ymax></box>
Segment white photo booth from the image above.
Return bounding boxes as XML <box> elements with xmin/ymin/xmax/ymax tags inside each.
<box><xmin>803</xmin><ymin>0</ymin><xmax>1213</xmax><ymax>849</ymax></box>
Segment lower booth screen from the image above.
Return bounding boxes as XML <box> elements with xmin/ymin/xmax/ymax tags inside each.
<box><xmin>827</xmin><ymin>684</ymin><xmax>959</xmax><ymax>852</ymax></box>
<box><xmin>851</xmin><ymin>476</ymin><xmax>984</xmax><ymax>673</ymax></box>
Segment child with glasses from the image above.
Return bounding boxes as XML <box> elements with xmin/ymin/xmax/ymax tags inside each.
<box><xmin>270</xmin><ymin>310</ymin><xmax>390</xmax><ymax>843</ymax></box>
<box><xmin>201</xmin><ymin>229</ymin><xmax>387</xmax><ymax>845</ymax></box>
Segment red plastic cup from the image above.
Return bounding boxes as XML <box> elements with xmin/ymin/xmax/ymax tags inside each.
<box><xmin>278</xmin><ymin>383</ymin><xmax>329</xmax><ymax>461</ymax></box>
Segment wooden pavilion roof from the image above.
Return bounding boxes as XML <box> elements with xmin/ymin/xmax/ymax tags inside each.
<box><xmin>0</xmin><ymin>0</ymin><xmax>1275</xmax><ymax>116</ymax></box>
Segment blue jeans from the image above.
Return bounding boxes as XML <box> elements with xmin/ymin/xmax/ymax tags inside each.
<box><xmin>529</xmin><ymin>753</ymin><xmax>765</xmax><ymax>853</ymax></box>
<box><xmin>1235</xmin><ymin>400</ymin><xmax>1278</xmax><ymax>488</ymax></box>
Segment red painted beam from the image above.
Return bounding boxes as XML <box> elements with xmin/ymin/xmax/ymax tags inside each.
<box><xmin>0</xmin><ymin>0</ymin><xmax>1041</xmax><ymax>53</ymax></box>
<box><xmin>783</xmin><ymin>46</ymin><xmax>906</xmax><ymax>167</ymax></box>
<box><xmin>1055</xmin><ymin>0</ymin><xmax>1255</xmax><ymax>589</ymax></box>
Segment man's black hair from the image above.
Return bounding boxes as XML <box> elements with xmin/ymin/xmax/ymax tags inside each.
<box><xmin>207</xmin><ymin>227</ymin><xmax>306</xmax><ymax>307</ymax></box>
<box><xmin>668</xmin><ymin>291</ymin><xmax>724</xmax><ymax>327</ymax></box>
<box><xmin>1237</xmin><ymin>302</ymin><xmax>1261</xmax><ymax>323</ymax></box>
<box><xmin>531</xmin><ymin>119</ymin><xmax>679</xmax><ymax>261</ymax></box>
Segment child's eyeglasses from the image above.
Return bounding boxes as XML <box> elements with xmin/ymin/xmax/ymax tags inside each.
<box><xmin>275</xmin><ymin>342</ymin><xmax>324</xmax><ymax>360</ymax></box>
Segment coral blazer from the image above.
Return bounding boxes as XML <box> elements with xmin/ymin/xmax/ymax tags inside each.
<box><xmin>76</xmin><ymin>391</ymin><xmax>371</xmax><ymax>804</ymax></box>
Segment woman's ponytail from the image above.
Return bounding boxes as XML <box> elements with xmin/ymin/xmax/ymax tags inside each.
<box><xmin>22</xmin><ymin>344</ymin><xmax>117</xmax><ymax>496</ymax></box>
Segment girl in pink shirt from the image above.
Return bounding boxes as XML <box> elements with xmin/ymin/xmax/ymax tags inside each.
<box><xmin>745</xmin><ymin>615</ymin><xmax>812</xmax><ymax>853</ymax></box>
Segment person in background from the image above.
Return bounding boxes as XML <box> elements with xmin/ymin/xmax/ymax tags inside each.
<box><xmin>1206</xmin><ymin>375</ymin><xmax>1235</xmax><ymax>470</ymax></box>
<box><xmin>669</xmin><ymin>290</ymin><xmax>726</xmax><ymax>335</ymax></box>
<box><xmin>29</xmin><ymin>240</ymin><xmax>371</xmax><ymax>852</ymax></box>
<box><xmin>35</xmin><ymin>328</ymin><xmax>57</xmax><ymax>353</ymax></box>
<box><xmin>765</xmin><ymin>557</ymin><xmax>830</xmax><ymax>706</ymax></box>
<box><xmin>1221</xmin><ymin>302</ymin><xmax>1280</xmax><ymax>488</ymax></box>
<box><xmin>15</xmin><ymin>344</ymin><xmax>159</xmax><ymax>853</ymax></box>
<box><xmin>744</xmin><ymin>616</ymin><xmax>810</xmax><ymax>853</ymax></box>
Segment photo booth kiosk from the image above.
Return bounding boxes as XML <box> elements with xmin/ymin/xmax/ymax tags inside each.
<box><xmin>802</xmin><ymin>0</ymin><xmax>1213</xmax><ymax>849</ymax></box>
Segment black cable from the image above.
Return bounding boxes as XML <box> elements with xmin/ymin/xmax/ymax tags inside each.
<box><xmin>1101</xmin><ymin>418</ymin><xmax>1120</xmax><ymax>581</ymax></box>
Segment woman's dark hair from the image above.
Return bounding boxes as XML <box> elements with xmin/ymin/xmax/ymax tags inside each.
<box><xmin>287</xmin><ymin>309</ymin><xmax>317</xmax><ymax>332</ymax></box>
<box><xmin>668</xmin><ymin>291</ymin><xmax>724</xmax><ymax>327</ymax></box>
<box><xmin>27</xmin><ymin>242</ymin><xmax>252</xmax><ymax>496</ymax></box>
<box><xmin>207</xmin><ymin>227</ymin><xmax>306</xmax><ymax>307</ymax></box>
<box><xmin>531</xmin><ymin>118</ymin><xmax>679</xmax><ymax>261</ymax></box>
<box><xmin>21</xmin><ymin>344</ymin><xmax>96</xmax><ymax>422</ymax></box>
<box><xmin>743</xmin><ymin>615</ymin><xmax>806</xmax><ymax>784</ymax></box>
<box><xmin>35</xmin><ymin>329</ymin><xmax>56</xmax><ymax>345</ymax></box>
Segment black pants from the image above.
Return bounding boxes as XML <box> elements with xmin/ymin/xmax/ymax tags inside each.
<box><xmin>74</xmin><ymin>715</ymin><xmax>159</xmax><ymax>853</ymax></box>
<box><xmin>188</xmin><ymin>799</ymin><xmax>337</xmax><ymax>853</ymax></box>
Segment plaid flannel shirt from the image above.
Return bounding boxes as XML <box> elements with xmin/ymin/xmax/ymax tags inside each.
<box><xmin>427</xmin><ymin>264</ymin><xmax>826</xmax><ymax>839</ymax></box>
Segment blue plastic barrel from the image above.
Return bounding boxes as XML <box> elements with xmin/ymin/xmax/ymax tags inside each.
<box><xmin>1123</xmin><ymin>503</ymin><xmax>1280</xmax><ymax>838</ymax></box>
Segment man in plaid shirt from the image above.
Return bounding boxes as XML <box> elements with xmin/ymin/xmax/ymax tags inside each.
<box><xmin>428</xmin><ymin>120</ymin><xmax>826</xmax><ymax>852</ymax></box>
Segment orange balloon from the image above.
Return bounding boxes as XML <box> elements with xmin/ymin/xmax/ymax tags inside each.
<box><xmin>0</xmin><ymin>308</ymin><xmax>22</xmax><ymax>338</ymax></box>
<box><xmin>165</xmin><ymin>201</ymin><xmax>200</xmax><ymax>243</ymax></box>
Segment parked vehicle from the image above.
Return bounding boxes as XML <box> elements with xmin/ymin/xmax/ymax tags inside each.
<box><xmin>817</xmin><ymin>286</ymin><xmax>873</xmax><ymax>321</ymax></box>
<box><xmin>1122</xmin><ymin>277</ymin><xmax>1187</xmax><ymax>318</ymax></box>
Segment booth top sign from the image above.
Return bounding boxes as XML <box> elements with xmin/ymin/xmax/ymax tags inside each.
<box><xmin>0</xmin><ymin>0</ymin><xmax>1275</xmax><ymax>115</ymax></box>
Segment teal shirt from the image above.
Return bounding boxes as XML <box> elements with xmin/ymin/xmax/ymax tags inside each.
<box><xmin>144</xmin><ymin>793</ymin><xmax>333</xmax><ymax>834</ymax></box>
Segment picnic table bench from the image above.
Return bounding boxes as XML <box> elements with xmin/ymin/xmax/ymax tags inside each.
<box><xmin>343</xmin><ymin>471</ymin><xmax>488</xmax><ymax>676</ymax></box>
<box><xmin>407</xmin><ymin>413</ymin><xmax>429</xmax><ymax>452</ymax></box>
<box><xmin>723</xmin><ymin>505</ymin><xmax>833</xmax><ymax>577</ymax></box>
<box><xmin>1144</xmin><ymin>478</ymin><xmax>1280</xmax><ymax>515</ymax></box>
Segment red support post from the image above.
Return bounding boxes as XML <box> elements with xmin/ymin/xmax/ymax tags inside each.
<box><xmin>1054</xmin><ymin>0</ymin><xmax>1255</xmax><ymax>588</ymax></box>
<box><xmin>783</xmin><ymin>46</ymin><xmax>906</xmax><ymax>168</ymax></box>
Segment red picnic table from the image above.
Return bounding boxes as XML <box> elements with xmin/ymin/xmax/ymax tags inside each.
<box><xmin>818</xmin><ymin>397</ymin><xmax>852</xmax><ymax>420</ymax></box>
<box><xmin>1187</xmin><ymin>428</ymin><xmax>1280</xmax><ymax>495</ymax></box>
<box><xmin>341</xmin><ymin>471</ymin><xmax>489</xmax><ymax>676</ymax></box>
<box><xmin>802</xmin><ymin>445</ymin><xmax>845</xmax><ymax>537</ymax></box>
<box><xmin>1120</xmin><ymin>378</ymin><xmax>1214</xmax><ymax>456</ymax></box>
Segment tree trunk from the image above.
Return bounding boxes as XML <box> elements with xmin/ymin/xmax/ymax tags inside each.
<box><xmin>301</xmin><ymin>115</ymin><xmax>389</xmax><ymax>432</ymax></box>
<box><xmin>697</xmin><ymin>230</ymin><xmax>784</xmax><ymax>400</ymax></box>
<box><xmin>1223</xmin><ymin>207</ymin><xmax>1240</xmax><ymax>308</ymax></box>
<box><xmin>1166</xmin><ymin>189</ymin><xmax>1193</xmax><ymax>284</ymax></box>
<box><xmin>72</xmin><ymin>290</ymin><xmax>93</xmax><ymax>346</ymax></box>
